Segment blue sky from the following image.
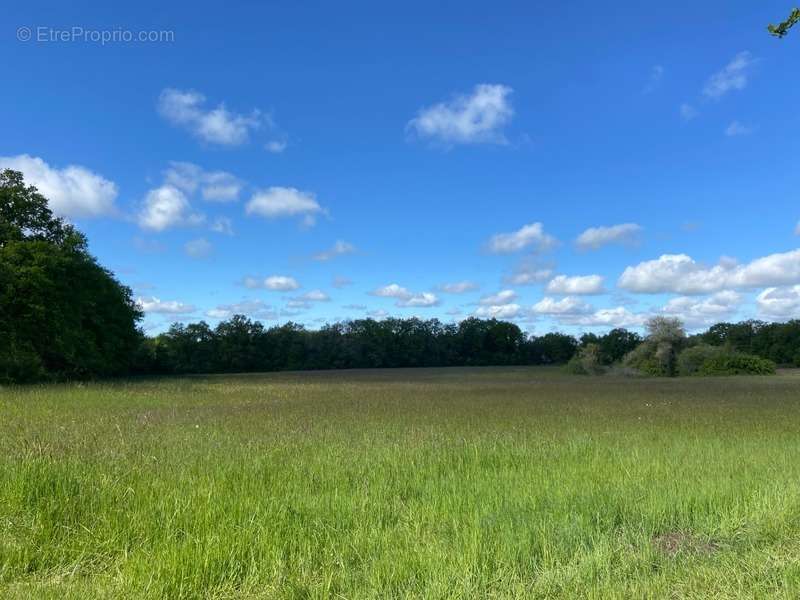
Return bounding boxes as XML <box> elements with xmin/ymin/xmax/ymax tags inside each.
<box><xmin>3</xmin><ymin>1</ymin><xmax>799</xmax><ymax>334</ymax></box>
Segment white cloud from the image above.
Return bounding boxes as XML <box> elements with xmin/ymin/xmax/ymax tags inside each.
<box><xmin>618</xmin><ymin>250</ymin><xmax>800</xmax><ymax>294</ymax></box>
<box><xmin>313</xmin><ymin>240</ymin><xmax>356</xmax><ymax>261</ymax></box>
<box><xmin>164</xmin><ymin>162</ymin><xmax>242</xmax><ymax>202</ymax></box>
<box><xmin>136</xmin><ymin>296</ymin><xmax>196</xmax><ymax>314</ymax></box>
<box><xmin>679</xmin><ymin>103</ymin><xmax>699</xmax><ymax>121</ymax></box>
<box><xmin>137</xmin><ymin>185</ymin><xmax>204</xmax><ymax>231</ymax></box>
<box><xmin>245</xmin><ymin>187</ymin><xmax>325</xmax><ymax>226</ymax></box>
<box><xmin>265</xmin><ymin>276</ymin><xmax>300</xmax><ymax>291</ymax></box>
<box><xmin>531</xmin><ymin>296</ymin><xmax>593</xmax><ymax>315</ymax></box>
<box><xmin>565</xmin><ymin>307</ymin><xmax>648</xmax><ymax>329</ymax></box>
<box><xmin>300</xmin><ymin>290</ymin><xmax>330</xmax><ymax>302</ymax></box>
<box><xmin>370</xmin><ymin>284</ymin><xmax>438</xmax><ymax>307</ymax></box>
<box><xmin>661</xmin><ymin>291</ymin><xmax>741</xmax><ymax>327</ymax></box>
<box><xmin>0</xmin><ymin>154</ymin><xmax>117</xmax><ymax>218</ymax></box>
<box><xmin>575</xmin><ymin>223</ymin><xmax>641</xmax><ymax>250</ymax></box>
<box><xmin>724</xmin><ymin>121</ymin><xmax>753</xmax><ymax>137</ymax></box>
<box><xmin>210</xmin><ymin>216</ymin><xmax>234</xmax><ymax>235</ymax></box>
<box><xmin>474</xmin><ymin>303</ymin><xmax>521</xmax><ymax>319</ymax></box>
<box><xmin>398</xmin><ymin>292</ymin><xmax>439</xmax><ymax>308</ymax></box>
<box><xmin>504</xmin><ymin>260</ymin><xmax>553</xmax><ymax>285</ymax></box>
<box><xmin>545</xmin><ymin>274</ymin><xmax>605</xmax><ymax>295</ymax></box>
<box><xmin>157</xmin><ymin>88</ymin><xmax>261</xmax><ymax>146</ymax></box>
<box><xmin>407</xmin><ymin>83</ymin><xmax>514</xmax><ymax>145</ymax></box>
<box><xmin>486</xmin><ymin>222</ymin><xmax>557</xmax><ymax>254</ymax></box>
<box><xmin>367</xmin><ymin>309</ymin><xmax>389</xmax><ymax>319</ymax></box>
<box><xmin>479</xmin><ymin>290</ymin><xmax>517</xmax><ymax>305</ymax></box>
<box><xmin>265</xmin><ymin>139</ymin><xmax>288</xmax><ymax>154</ymax></box>
<box><xmin>642</xmin><ymin>65</ymin><xmax>664</xmax><ymax>94</ymax></box>
<box><xmin>757</xmin><ymin>286</ymin><xmax>800</xmax><ymax>319</ymax></box>
<box><xmin>371</xmin><ymin>283</ymin><xmax>412</xmax><ymax>300</ymax></box>
<box><xmin>243</xmin><ymin>275</ymin><xmax>300</xmax><ymax>291</ymax></box>
<box><xmin>206</xmin><ymin>299</ymin><xmax>278</xmax><ymax>320</ymax></box>
<box><xmin>184</xmin><ymin>237</ymin><xmax>212</xmax><ymax>259</ymax></box>
<box><xmin>703</xmin><ymin>51</ymin><xmax>756</xmax><ymax>99</ymax></box>
<box><xmin>439</xmin><ymin>281</ymin><xmax>479</xmax><ymax>294</ymax></box>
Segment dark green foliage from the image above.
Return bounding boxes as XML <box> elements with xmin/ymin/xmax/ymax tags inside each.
<box><xmin>677</xmin><ymin>344</ymin><xmax>725</xmax><ymax>376</ymax></box>
<box><xmin>0</xmin><ymin>170</ymin><xmax>142</xmax><ymax>383</ymax></box>
<box><xmin>580</xmin><ymin>328</ymin><xmax>642</xmax><ymax>364</ymax></box>
<box><xmin>768</xmin><ymin>8</ymin><xmax>800</xmax><ymax>38</ymax></box>
<box><xmin>698</xmin><ymin>353</ymin><xmax>776</xmax><ymax>376</ymax></box>
<box><xmin>701</xmin><ymin>320</ymin><xmax>800</xmax><ymax>366</ymax></box>
<box><xmin>135</xmin><ymin>315</ymin><xmax>582</xmax><ymax>374</ymax></box>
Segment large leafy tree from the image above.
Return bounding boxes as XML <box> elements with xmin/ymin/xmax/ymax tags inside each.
<box><xmin>0</xmin><ymin>169</ymin><xmax>142</xmax><ymax>382</ymax></box>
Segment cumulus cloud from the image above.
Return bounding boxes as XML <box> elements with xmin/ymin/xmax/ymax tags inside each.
<box><xmin>531</xmin><ymin>296</ymin><xmax>593</xmax><ymax>316</ymax></box>
<box><xmin>184</xmin><ymin>237</ymin><xmax>212</xmax><ymax>259</ymax></box>
<box><xmin>703</xmin><ymin>51</ymin><xmax>756</xmax><ymax>99</ymax></box>
<box><xmin>504</xmin><ymin>260</ymin><xmax>553</xmax><ymax>285</ymax></box>
<box><xmin>486</xmin><ymin>222</ymin><xmax>557</xmax><ymax>254</ymax></box>
<box><xmin>407</xmin><ymin>84</ymin><xmax>514</xmax><ymax>145</ymax></box>
<box><xmin>474</xmin><ymin>304</ymin><xmax>522</xmax><ymax>319</ymax></box>
<box><xmin>243</xmin><ymin>275</ymin><xmax>300</xmax><ymax>291</ymax></box>
<box><xmin>564</xmin><ymin>307</ymin><xmax>648</xmax><ymax>329</ymax></box>
<box><xmin>679</xmin><ymin>103</ymin><xmax>699</xmax><ymax>121</ymax></box>
<box><xmin>210</xmin><ymin>216</ymin><xmax>234</xmax><ymax>236</ymax></box>
<box><xmin>371</xmin><ymin>283</ymin><xmax>412</xmax><ymax>299</ymax></box>
<box><xmin>137</xmin><ymin>185</ymin><xmax>205</xmax><ymax>231</ymax></box>
<box><xmin>0</xmin><ymin>154</ymin><xmax>117</xmax><ymax>218</ymax></box>
<box><xmin>157</xmin><ymin>88</ymin><xmax>262</xmax><ymax>146</ymax></box>
<box><xmin>439</xmin><ymin>281</ymin><xmax>479</xmax><ymax>294</ymax></box>
<box><xmin>576</xmin><ymin>223</ymin><xmax>642</xmax><ymax>250</ymax></box>
<box><xmin>399</xmin><ymin>292</ymin><xmax>439</xmax><ymax>307</ymax></box>
<box><xmin>313</xmin><ymin>240</ymin><xmax>356</xmax><ymax>261</ymax></box>
<box><xmin>164</xmin><ymin>161</ymin><xmax>242</xmax><ymax>202</ymax></box>
<box><xmin>724</xmin><ymin>121</ymin><xmax>754</xmax><ymax>137</ymax></box>
<box><xmin>265</xmin><ymin>139</ymin><xmax>288</xmax><ymax>154</ymax></box>
<box><xmin>288</xmin><ymin>289</ymin><xmax>331</xmax><ymax>309</ymax></box>
<box><xmin>245</xmin><ymin>187</ymin><xmax>325</xmax><ymax>226</ymax></box>
<box><xmin>479</xmin><ymin>290</ymin><xmax>517</xmax><ymax>305</ymax></box>
<box><xmin>661</xmin><ymin>291</ymin><xmax>742</xmax><ymax>327</ymax></box>
<box><xmin>206</xmin><ymin>299</ymin><xmax>279</xmax><ymax>320</ymax></box>
<box><xmin>136</xmin><ymin>296</ymin><xmax>196</xmax><ymax>314</ymax></box>
<box><xmin>756</xmin><ymin>286</ymin><xmax>800</xmax><ymax>319</ymax></box>
<box><xmin>545</xmin><ymin>274</ymin><xmax>605</xmax><ymax>295</ymax></box>
<box><xmin>370</xmin><ymin>283</ymin><xmax>439</xmax><ymax>307</ymax></box>
<box><xmin>619</xmin><ymin>250</ymin><xmax>800</xmax><ymax>295</ymax></box>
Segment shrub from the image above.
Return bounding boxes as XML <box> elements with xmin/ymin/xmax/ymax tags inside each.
<box><xmin>677</xmin><ymin>344</ymin><xmax>724</xmax><ymax>376</ymax></box>
<box><xmin>623</xmin><ymin>342</ymin><xmax>669</xmax><ymax>376</ymax></box>
<box><xmin>564</xmin><ymin>343</ymin><xmax>605</xmax><ymax>375</ymax></box>
<box><xmin>699</xmin><ymin>353</ymin><xmax>776</xmax><ymax>376</ymax></box>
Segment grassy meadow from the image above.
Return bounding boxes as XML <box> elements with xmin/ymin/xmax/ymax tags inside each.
<box><xmin>2</xmin><ymin>367</ymin><xmax>800</xmax><ymax>598</ymax></box>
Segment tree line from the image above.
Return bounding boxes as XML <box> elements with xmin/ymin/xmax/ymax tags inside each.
<box><xmin>2</xmin><ymin>168</ymin><xmax>799</xmax><ymax>383</ymax></box>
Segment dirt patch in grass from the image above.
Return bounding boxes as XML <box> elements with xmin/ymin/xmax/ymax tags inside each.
<box><xmin>653</xmin><ymin>531</ymin><xmax>721</xmax><ymax>557</ymax></box>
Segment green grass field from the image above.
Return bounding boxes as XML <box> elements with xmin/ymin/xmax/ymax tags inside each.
<box><xmin>2</xmin><ymin>367</ymin><xmax>800</xmax><ymax>598</ymax></box>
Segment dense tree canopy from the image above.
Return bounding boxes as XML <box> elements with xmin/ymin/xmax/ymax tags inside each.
<box><xmin>0</xmin><ymin>170</ymin><xmax>142</xmax><ymax>382</ymax></box>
